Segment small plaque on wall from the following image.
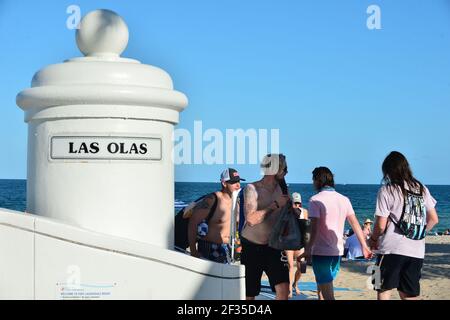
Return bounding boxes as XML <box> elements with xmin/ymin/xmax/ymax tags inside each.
<box><xmin>50</xmin><ymin>136</ymin><xmax>162</xmax><ymax>161</ymax></box>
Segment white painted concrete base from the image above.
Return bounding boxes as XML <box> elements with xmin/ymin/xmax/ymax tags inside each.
<box><xmin>0</xmin><ymin>208</ymin><xmax>245</xmax><ymax>300</ymax></box>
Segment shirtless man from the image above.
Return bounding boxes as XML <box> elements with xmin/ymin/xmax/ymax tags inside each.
<box><xmin>188</xmin><ymin>168</ymin><xmax>244</xmax><ymax>264</ymax></box>
<box><xmin>240</xmin><ymin>154</ymin><xmax>291</xmax><ymax>300</ymax></box>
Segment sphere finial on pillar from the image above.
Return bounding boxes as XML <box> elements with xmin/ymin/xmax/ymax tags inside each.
<box><xmin>76</xmin><ymin>9</ymin><xmax>129</xmax><ymax>57</ymax></box>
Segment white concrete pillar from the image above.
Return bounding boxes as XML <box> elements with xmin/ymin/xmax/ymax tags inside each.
<box><xmin>16</xmin><ymin>9</ymin><xmax>188</xmax><ymax>248</ymax></box>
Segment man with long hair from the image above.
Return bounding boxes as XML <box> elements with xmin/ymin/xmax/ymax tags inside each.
<box><xmin>300</xmin><ymin>167</ymin><xmax>372</xmax><ymax>300</ymax></box>
<box><xmin>369</xmin><ymin>151</ymin><xmax>439</xmax><ymax>300</ymax></box>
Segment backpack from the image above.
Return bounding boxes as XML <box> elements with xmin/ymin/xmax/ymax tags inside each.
<box><xmin>174</xmin><ymin>193</ymin><xmax>218</xmax><ymax>251</ymax></box>
<box><xmin>390</xmin><ymin>190</ymin><xmax>427</xmax><ymax>240</ymax></box>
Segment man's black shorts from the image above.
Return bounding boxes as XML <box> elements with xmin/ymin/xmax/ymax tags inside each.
<box><xmin>376</xmin><ymin>254</ymin><xmax>424</xmax><ymax>297</ymax></box>
<box><xmin>240</xmin><ymin>237</ymin><xmax>289</xmax><ymax>297</ymax></box>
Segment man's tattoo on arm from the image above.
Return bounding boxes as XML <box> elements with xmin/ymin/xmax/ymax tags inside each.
<box><xmin>244</xmin><ymin>185</ymin><xmax>258</xmax><ymax>216</ymax></box>
<box><xmin>194</xmin><ymin>195</ymin><xmax>213</xmax><ymax>211</ymax></box>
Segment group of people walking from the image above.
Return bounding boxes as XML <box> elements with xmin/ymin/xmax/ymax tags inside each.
<box><xmin>183</xmin><ymin>151</ymin><xmax>439</xmax><ymax>300</ymax></box>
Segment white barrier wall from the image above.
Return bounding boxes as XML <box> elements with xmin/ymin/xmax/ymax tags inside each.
<box><xmin>0</xmin><ymin>209</ymin><xmax>245</xmax><ymax>300</ymax></box>
<box><xmin>0</xmin><ymin>210</ymin><xmax>34</xmax><ymax>299</ymax></box>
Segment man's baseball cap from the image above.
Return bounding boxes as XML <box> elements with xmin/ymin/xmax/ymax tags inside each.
<box><xmin>364</xmin><ymin>219</ymin><xmax>373</xmax><ymax>224</ymax></box>
<box><xmin>220</xmin><ymin>168</ymin><xmax>246</xmax><ymax>184</ymax></box>
<box><xmin>292</xmin><ymin>192</ymin><xmax>302</xmax><ymax>203</ymax></box>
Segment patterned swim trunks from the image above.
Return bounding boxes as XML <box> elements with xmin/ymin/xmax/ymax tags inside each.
<box><xmin>197</xmin><ymin>239</ymin><xmax>231</xmax><ymax>264</ymax></box>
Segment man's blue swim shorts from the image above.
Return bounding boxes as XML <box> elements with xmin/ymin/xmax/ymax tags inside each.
<box><xmin>312</xmin><ymin>255</ymin><xmax>341</xmax><ymax>285</ymax></box>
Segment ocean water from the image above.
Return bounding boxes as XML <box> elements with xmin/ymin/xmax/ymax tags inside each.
<box><xmin>1</xmin><ymin>180</ymin><xmax>449</xmax><ymax>231</ymax></box>
<box><xmin>175</xmin><ymin>182</ymin><xmax>450</xmax><ymax>232</ymax></box>
<box><xmin>0</xmin><ymin>180</ymin><xmax>26</xmax><ymax>213</ymax></box>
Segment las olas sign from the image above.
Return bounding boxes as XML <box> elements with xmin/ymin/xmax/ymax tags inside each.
<box><xmin>50</xmin><ymin>136</ymin><xmax>162</xmax><ymax>161</ymax></box>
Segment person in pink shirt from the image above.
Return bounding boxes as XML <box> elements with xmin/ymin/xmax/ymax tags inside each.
<box><xmin>299</xmin><ymin>167</ymin><xmax>372</xmax><ymax>300</ymax></box>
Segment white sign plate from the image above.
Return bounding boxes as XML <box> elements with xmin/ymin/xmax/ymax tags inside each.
<box><xmin>51</xmin><ymin>136</ymin><xmax>162</xmax><ymax>160</ymax></box>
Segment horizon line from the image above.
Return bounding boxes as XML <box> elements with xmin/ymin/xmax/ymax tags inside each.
<box><xmin>1</xmin><ymin>178</ymin><xmax>449</xmax><ymax>186</ymax></box>
<box><xmin>174</xmin><ymin>181</ymin><xmax>450</xmax><ymax>186</ymax></box>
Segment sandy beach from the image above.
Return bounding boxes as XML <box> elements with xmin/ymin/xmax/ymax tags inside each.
<box><xmin>261</xmin><ymin>236</ymin><xmax>450</xmax><ymax>300</ymax></box>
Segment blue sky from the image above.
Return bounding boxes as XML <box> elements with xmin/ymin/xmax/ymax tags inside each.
<box><xmin>0</xmin><ymin>0</ymin><xmax>449</xmax><ymax>184</ymax></box>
